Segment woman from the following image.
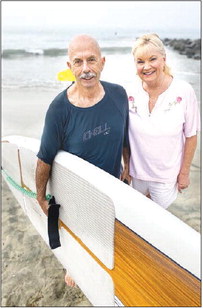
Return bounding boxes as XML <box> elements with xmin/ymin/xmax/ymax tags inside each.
<box><xmin>124</xmin><ymin>33</ymin><xmax>200</xmax><ymax>209</ymax></box>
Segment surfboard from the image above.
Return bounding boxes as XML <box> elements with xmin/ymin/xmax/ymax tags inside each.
<box><xmin>2</xmin><ymin>135</ymin><xmax>201</xmax><ymax>306</ymax></box>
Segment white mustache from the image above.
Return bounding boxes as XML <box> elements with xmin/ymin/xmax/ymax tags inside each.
<box><xmin>79</xmin><ymin>72</ymin><xmax>96</xmax><ymax>79</ymax></box>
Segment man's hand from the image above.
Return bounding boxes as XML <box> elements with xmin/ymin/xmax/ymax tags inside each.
<box><xmin>121</xmin><ymin>147</ymin><xmax>131</xmax><ymax>184</ymax></box>
<box><xmin>120</xmin><ymin>168</ymin><xmax>132</xmax><ymax>185</ymax></box>
<box><xmin>37</xmin><ymin>198</ymin><xmax>49</xmax><ymax>216</ymax></box>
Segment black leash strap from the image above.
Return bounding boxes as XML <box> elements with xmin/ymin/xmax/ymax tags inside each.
<box><xmin>48</xmin><ymin>196</ymin><xmax>61</xmax><ymax>249</ymax></box>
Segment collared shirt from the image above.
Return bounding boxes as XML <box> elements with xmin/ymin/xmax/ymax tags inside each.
<box><xmin>128</xmin><ymin>77</ymin><xmax>200</xmax><ymax>183</ymax></box>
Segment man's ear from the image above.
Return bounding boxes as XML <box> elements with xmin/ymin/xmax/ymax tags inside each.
<box><xmin>101</xmin><ymin>56</ymin><xmax>106</xmax><ymax>71</ymax></box>
<box><xmin>67</xmin><ymin>61</ymin><xmax>71</xmax><ymax>69</ymax></box>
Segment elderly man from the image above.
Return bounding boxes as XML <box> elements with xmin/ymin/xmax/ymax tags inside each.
<box><xmin>36</xmin><ymin>34</ymin><xmax>129</xmax><ymax>287</ymax></box>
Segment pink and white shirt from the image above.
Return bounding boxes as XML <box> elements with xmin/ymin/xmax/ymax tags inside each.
<box><xmin>128</xmin><ymin>78</ymin><xmax>200</xmax><ymax>183</ymax></box>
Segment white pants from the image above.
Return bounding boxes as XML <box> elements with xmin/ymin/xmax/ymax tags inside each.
<box><xmin>132</xmin><ymin>178</ymin><xmax>178</xmax><ymax>209</ymax></box>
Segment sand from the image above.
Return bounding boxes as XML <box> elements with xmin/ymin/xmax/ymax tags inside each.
<box><xmin>2</xmin><ymin>180</ymin><xmax>92</xmax><ymax>307</ymax></box>
<box><xmin>1</xmin><ymin>87</ymin><xmax>200</xmax><ymax>306</ymax></box>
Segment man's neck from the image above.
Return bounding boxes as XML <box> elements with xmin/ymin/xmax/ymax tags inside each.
<box><xmin>67</xmin><ymin>81</ymin><xmax>105</xmax><ymax>108</ymax></box>
<box><xmin>75</xmin><ymin>81</ymin><xmax>102</xmax><ymax>98</ymax></box>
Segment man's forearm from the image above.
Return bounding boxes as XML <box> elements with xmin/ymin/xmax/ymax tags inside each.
<box><xmin>36</xmin><ymin>158</ymin><xmax>51</xmax><ymax>201</ymax></box>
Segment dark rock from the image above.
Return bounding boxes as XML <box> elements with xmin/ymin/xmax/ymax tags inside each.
<box><xmin>194</xmin><ymin>53</ymin><xmax>201</xmax><ymax>60</ymax></box>
<box><xmin>163</xmin><ymin>38</ymin><xmax>201</xmax><ymax>60</ymax></box>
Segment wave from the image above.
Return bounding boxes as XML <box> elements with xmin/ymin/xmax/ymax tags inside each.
<box><xmin>2</xmin><ymin>48</ymin><xmax>67</xmax><ymax>58</ymax></box>
<box><xmin>2</xmin><ymin>46</ymin><xmax>131</xmax><ymax>59</ymax></box>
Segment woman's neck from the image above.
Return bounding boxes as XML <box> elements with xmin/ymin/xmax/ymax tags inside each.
<box><xmin>143</xmin><ymin>74</ymin><xmax>173</xmax><ymax>96</ymax></box>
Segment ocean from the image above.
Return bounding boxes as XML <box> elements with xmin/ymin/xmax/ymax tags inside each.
<box><xmin>2</xmin><ymin>27</ymin><xmax>201</xmax><ymax>101</ymax></box>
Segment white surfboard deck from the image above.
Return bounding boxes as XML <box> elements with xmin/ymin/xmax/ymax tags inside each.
<box><xmin>2</xmin><ymin>135</ymin><xmax>201</xmax><ymax>306</ymax></box>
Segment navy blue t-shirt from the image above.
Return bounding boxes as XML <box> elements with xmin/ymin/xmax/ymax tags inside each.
<box><xmin>37</xmin><ymin>81</ymin><xmax>129</xmax><ymax>178</ymax></box>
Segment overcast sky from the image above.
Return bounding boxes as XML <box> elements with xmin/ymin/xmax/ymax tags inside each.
<box><xmin>2</xmin><ymin>1</ymin><xmax>201</xmax><ymax>32</ymax></box>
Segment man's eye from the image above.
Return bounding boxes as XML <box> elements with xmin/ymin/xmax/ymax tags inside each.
<box><xmin>150</xmin><ymin>57</ymin><xmax>156</xmax><ymax>61</ymax></box>
<box><xmin>137</xmin><ymin>60</ymin><xmax>144</xmax><ymax>64</ymax></box>
<box><xmin>88</xmin><ymin>58</ymin><xmax>96</xmax><ymax>63</ymax></box>
<box><xmin>74</xmin><ymin>59</ymin><xmax>82</xmax><ymax>65</ymax></box>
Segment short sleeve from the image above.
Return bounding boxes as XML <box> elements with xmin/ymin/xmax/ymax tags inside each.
<box><xmin>183</xmin><ymin>84</ymin><xmax>200</xmax><ymax>137</ymax></box>
<box><xmin>120</xmin><ymin>87</ymin><xmax>129</xmax><ymax>148</ymax></box>
<box><xmin>123</xmin><ymin>97</ymin><xmax>129</xmax><ymax>148</ymax></box>
<box><xmin>37</xmin><ymin>102</ymin><xmax>64</xmax><ymax>165</ymax></box>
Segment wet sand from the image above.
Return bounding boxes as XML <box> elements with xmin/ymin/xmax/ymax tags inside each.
<box><xmin>2</xmin><ymin>87</ymin><xmax>201</xmax><ymax>306</ymax></box>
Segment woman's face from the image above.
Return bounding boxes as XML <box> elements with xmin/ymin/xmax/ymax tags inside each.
<box><xmin>134</xmin><ymin>46</ymin><xmax>166</xmax><ymax>84</ymax></box>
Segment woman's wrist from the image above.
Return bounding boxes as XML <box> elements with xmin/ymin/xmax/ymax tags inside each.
<box><xmin>179</xmin><ymin>170</ymin><xmax>190</xmax><ymax>176</ymax></box>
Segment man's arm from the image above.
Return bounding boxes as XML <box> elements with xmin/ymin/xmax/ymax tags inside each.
<box><xmin>36</xmin><ymin>158</ymin><xmax>51</xmax><ymax>215</ymax></box>
<box><xmin>177</xmin><ymin>135</ymin><xmax>197</xmax><ymax>192</ymax></box>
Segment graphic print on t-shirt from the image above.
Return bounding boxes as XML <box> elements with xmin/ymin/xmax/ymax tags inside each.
<box><xmin>83</xmin><ymin>122</ymin><xmax>111</xmax><ymax>141</ymax></box>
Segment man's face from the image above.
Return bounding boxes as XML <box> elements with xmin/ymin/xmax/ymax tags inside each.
<box><xmin>67</xmin><ymin>40</ymin><xmax>105</xmax><ymax>88</ymax></box>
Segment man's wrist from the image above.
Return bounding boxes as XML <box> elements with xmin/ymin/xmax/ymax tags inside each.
<box><xmin>37</xmin><ymin>196</ymin><xmax>46</xmax><ymax>202</ymax></box>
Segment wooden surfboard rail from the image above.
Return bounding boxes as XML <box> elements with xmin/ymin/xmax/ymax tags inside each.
<box><xmin>60</xmin><ymin>218</ymin><xmax>200</xmax><ymax>306</ymax></box>
<box><xmin>113</xmin><ymin>220</ymin><xmax>200</xmax><ymax>307</ymax></box>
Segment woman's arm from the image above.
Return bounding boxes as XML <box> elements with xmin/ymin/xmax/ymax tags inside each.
<box><xmin>177</xmin><ymin>135</ymin><xmax>197</xmax><ymax>192</ymax></box>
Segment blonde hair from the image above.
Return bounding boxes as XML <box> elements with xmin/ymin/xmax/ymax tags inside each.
<box><xmin>132</xmin><ymin>33</ymin><xmax>171</xmax><ymax>76</ymax></box>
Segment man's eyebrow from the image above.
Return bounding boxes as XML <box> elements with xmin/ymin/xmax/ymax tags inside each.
<box><xmin>72</xmin><ymin>57</ymin><xmax>81</xmax><ymax>61</ymax></box>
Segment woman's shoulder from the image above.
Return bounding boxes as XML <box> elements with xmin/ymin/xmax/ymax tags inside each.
<box><xmin>172</xmin><ymin>78</ymin><xmax>194</xmax><ymax>92</ymax></box>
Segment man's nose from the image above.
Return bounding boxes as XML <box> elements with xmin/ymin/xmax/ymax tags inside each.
<box><xmin>82</xmin><ymin>60</ymin><xmax>90</xmax><ymax>72</ymax></box>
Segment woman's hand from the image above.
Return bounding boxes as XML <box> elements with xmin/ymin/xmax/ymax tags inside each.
<box><xmin>177</xmin><ymin>172</ymin><xmax>190</xmax><ymax>193</ymax></box>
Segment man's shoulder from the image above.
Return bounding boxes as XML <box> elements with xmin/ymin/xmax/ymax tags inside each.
<box><xmin>45</xmin><ymin>89</ymin><xmax>69</xmax><ymax>120</ymax></box>
<box><xmin>52</xmin><ymin>89</ymin><xmax>66</xmax><ymax>104</ymax></box>
<box><xmin>101</xmin><ymin>81</ymin><xmax>128</xmax><ymax>115</ymax></box>
<box><xmin>48</xmin><ymin>89</ymin><xmax>68</xmax><ymax>111</ymax></box>
<box><xmin>101</xmin><ymin>80</ymin><xmax>126</xmax><ymax>92</ymax></box>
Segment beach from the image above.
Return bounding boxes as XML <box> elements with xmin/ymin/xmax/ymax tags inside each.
<box><xmin>2</xmin><ymin>179</ymin><xmax>92</xmax><ymax>307</ymax></box>
<box><xmin>2</xmin><ymin>30</ymin><xmax>201</xmax><ymax>307</ymax></box>
<box><xmin>2</xmin><ymin>80</ymin><xmax>201</xmax><ymax>306</ymax></box>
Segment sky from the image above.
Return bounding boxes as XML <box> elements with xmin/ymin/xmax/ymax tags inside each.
<box><xmin>2</xmin><ymin>0</ymin><xmax>201</xmax><ymax>34</ymax></box>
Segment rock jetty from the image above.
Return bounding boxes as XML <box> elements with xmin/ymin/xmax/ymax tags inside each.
<box><xmin>163</xmin><ymin>38</ymin><xmax>201</xmax><ymax>60</ymax></box>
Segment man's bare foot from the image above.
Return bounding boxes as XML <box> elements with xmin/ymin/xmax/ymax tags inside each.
<box><xmin>65</xmin><ymin>271</ymin><xmax>76</xmax><ymax>287</ymax></box>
